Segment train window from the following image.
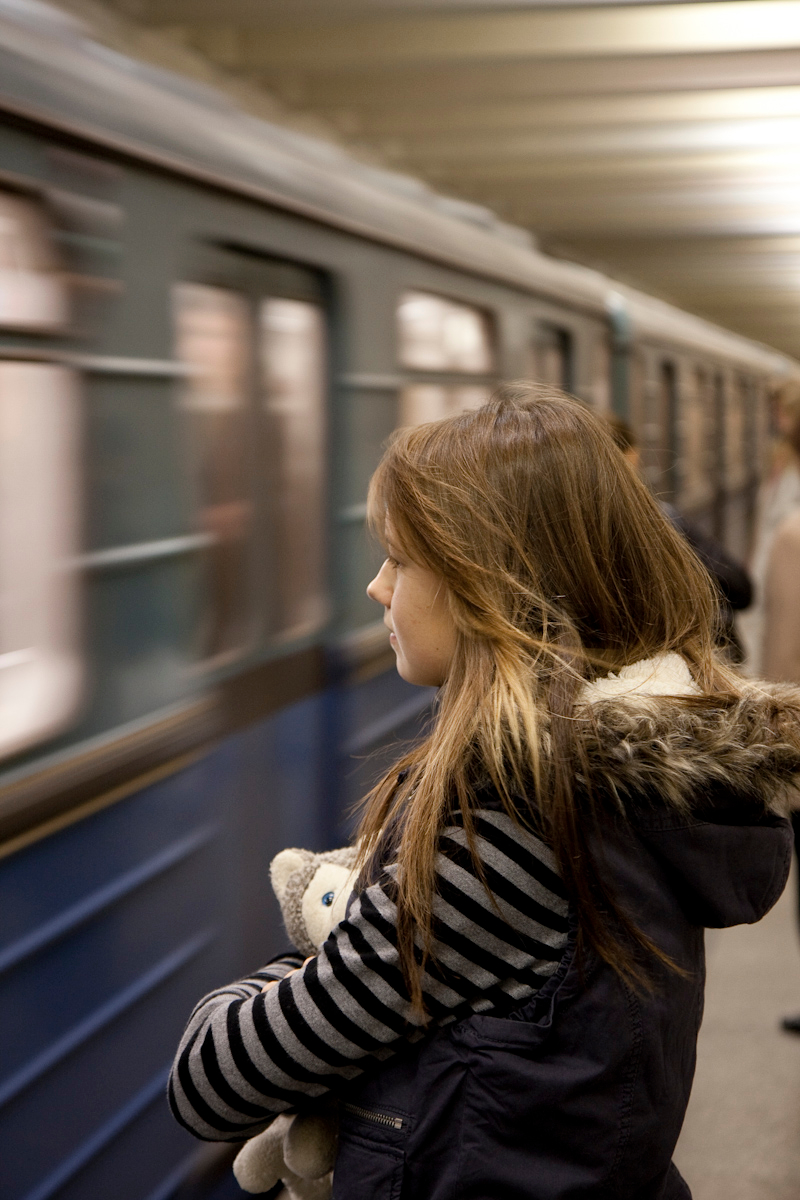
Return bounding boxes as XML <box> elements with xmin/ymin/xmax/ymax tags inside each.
<box><xmin>530</xmin><ymin>324</ymin><xmax>573</xmax><ymax>393</ymax></box>
<box><xmin>174</xmin><ymin>283</ymin><xmax>254</xmax><ymax>663</ymax></box>
<box><xmin>397</xmin><ymin>291</ymin><xmax>494</xmax><ymax>373</ymax></box>
<box><xmin>175</xmin><ymin>277</ymin><xmax>329</xmax><ymax>657</ymax></box>
<box><xmin>0</xmin><ymin>193</ymin><xmax>82</xmax><ymax>760</ymax></box>
<box><xmin>0</xmin><ymin>191</ymin><xmax>67</xmax><ymax>331</ymax></box>
<box><xmin>397</xmin><ymin>291</ymin><xmax>494</xmax><ymax>427</ymax></box>
<box><xmin>260</xmin><ymin>298</ymin><xmax>328</xmax><ymax>641</ymax></box>
<box><xmin>0</xmin><ymin>363</ymin><xmax>83</xmax><ymax>758</ymax></box>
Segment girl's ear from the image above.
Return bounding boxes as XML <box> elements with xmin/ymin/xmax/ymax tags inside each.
<box><xmin>270</xmin><ymin>848</ymin><xmax>310</xmax><ymax>905</ymax></box>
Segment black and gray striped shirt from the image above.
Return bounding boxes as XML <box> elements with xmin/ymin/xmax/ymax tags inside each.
<box><xmin>169</xmin><ymin>806</ymin><xmax>569</xmax><ymax>1141</ymax></box>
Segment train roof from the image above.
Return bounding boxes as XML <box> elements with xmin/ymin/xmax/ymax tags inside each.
<box><xmin>0</xmin><ymin>0</ymin><xmax>796</xmax><ymax>379</ymax></box>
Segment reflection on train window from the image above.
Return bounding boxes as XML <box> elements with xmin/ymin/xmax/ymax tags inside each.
<box><xmin>397</xmin><ymin>291</ymin><xmax>494</xmax><ymax>373</ymax></box>
<box><xmin>174</xmin><ymin>283</ymin><xmax>254</xmax><ymax>663</ymax></box>
<box><xmin>0</xmin><ymin>364</ymin><xmax>83</xmax><ymax>758</ymax></box>
<box><xmin>530</xmin><ymin>324</ymin><xmax>573</xmax><ymax>393</ymax></box>
<box><xmin>260</xmin><ymin>298</ymin><xmax>328</xmax><ymax>641</ymax></box>
<box><xmin>0</xmin><ymin>191</ymin><xmax>67</xmax><ymax>331</ymax></box>
<box><xmin>399</xmin><ymin>384</ymin><xmax>490</xmax><ymax>428</ymax></box>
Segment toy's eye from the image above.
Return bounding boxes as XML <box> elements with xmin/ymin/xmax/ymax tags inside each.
<box><xmin>321</xmin><ymin>891</ymin><xmax>335</xmax><ymax>906</ymax></box>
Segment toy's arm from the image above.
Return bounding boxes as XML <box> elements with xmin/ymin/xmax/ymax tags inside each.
<box><xmin>169</xmin><ymin>808</ymin><xmax>569</xmax><ymax>1142</ymax></box>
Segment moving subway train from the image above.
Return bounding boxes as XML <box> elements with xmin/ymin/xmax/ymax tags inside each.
<box><xmin>0</xmin><ymin>4</ymin><xmax>797</xmax><ymax>1199</ymax></box>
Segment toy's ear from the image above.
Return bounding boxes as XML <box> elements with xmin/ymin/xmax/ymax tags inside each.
<box><xmin>270</xmin><ymin>848</ymin><xmax>310</xmax><ymax>905</ymax></box>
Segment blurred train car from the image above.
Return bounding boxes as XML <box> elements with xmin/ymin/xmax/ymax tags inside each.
<box><xmin>0</xmin><ymin>4</ymin><xmax>797</xmax><ymax>1199</ymax></box>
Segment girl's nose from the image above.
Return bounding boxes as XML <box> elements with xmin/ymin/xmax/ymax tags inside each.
<box><xmin>366</xmin><ymin>574</ymin><xmax>380</xmax><ymax>602</ymax></box>
<box><xmin>367</xmin><ymin>560</ymin><xmax>392</xmax><ymax>606</ymax></box>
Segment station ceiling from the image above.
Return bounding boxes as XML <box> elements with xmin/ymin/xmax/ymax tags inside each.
<box><xmin>92</xmin><ymin>0</ymin><xmax>800</xmax><ymax>359</ymax></box>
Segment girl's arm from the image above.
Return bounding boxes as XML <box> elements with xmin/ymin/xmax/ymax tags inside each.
<box><xmin>169</xmin><ymin>809</ymin><xmax>569</xmax><ymax>1142</ymax></box>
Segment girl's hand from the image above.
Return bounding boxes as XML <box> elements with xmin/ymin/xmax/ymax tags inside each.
<box><xmin>261</xmin><ymin>957</ymin><xmax>314</xmax><ymax>992</ymax></box>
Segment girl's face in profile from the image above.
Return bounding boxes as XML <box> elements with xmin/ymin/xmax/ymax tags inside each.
<box><xmin>367</xmin><ymin>526</ymin><xmax>457</xmax><ymax>688</ymax></box>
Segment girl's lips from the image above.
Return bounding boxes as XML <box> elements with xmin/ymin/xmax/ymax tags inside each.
<box><xmin>389</xmin><ymin>632</ymin><xmax>397</xmax><ymax>644</ymax></box>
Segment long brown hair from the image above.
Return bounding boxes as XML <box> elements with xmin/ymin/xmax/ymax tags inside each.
<box><xmin>359</xmin><ymin>384</ymin><xmax>739</xmax><ymax>1013</ymax></box>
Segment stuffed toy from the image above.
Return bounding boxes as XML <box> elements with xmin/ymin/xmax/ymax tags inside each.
<box><xmin>233</xmin><ymin>845</ymin><xmax>358</xmax><ymax>1198</ymax></box>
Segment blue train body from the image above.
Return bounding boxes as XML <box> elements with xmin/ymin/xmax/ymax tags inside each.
<box><xmin>1</xmin><ymin>670</ymin><xmax>430</xmax><ymax>1200</ymax></box>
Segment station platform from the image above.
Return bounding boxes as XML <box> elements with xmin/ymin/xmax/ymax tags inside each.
<box><xmin>675</xmin><ymin>863</ymin><xmax>800</xmax><ymax>1199</ymax></box>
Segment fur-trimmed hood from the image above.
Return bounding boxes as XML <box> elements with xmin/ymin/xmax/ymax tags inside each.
<box><xmin>573</xmin><ymin>654</ymin><xmax>798</xmax><ymax>928</ymax></box>
<box><xmin>576</xmin><ymin>653</ymin><xmax>800</xmax><ymax>818</ymax></box>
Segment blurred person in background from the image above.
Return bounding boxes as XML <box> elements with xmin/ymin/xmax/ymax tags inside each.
<box><xmin>607</xmin><ymin>416</ymin><xmax>752</xmax><ymax>663</ymax></box>
<box><xmin>738</xmin><ymin>381</ymin><xmax>800</xmax><ymax>676</ymax></box>
<box><xmin>742</xmin><ymin>387</ymin><xmax>800</xmax><ymax>1033</ymax></box>
<box><xmin>762</xmin><ymin>507</ymin><xmax>800</xmax><ymax>1034</ymax></box>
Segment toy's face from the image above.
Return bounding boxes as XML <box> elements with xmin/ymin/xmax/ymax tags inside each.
<box><xmin>301</xmin><ymin>862</ymin><xmax>357</xmax><ymax>950</ymax></box>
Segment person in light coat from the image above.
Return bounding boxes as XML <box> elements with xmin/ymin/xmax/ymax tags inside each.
<box><xmin>763</xmin><ymin>506</ymin><xmax>800</xmax><ymax>1034</ymax></box>
<box><xmin>739</xmin><ymin>381</ymin><xmax>800</xmax><ymax>675</ymax></box>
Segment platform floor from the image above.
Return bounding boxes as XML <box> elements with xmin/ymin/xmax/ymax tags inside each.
<box><xmin>674</xmin><ymin>863</ymin><xmax>800</xmax><ymax>1199</ymax></box>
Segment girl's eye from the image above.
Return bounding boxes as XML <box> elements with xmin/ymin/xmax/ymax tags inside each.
<box><xmin>322</xmin><ymin>891</ymin><xmax>335</xmax><ymax>906</ymax></box>
<box><xmin>385</xmin><ymin>555</ymin><xmax>400</xmax><ymax>569</ymax></box>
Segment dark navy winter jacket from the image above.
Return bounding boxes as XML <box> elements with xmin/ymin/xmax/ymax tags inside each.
<box><xmin>333</xmin><ymin>788</ymin><xmax>792</xmax><ymax>1200</ymax></box>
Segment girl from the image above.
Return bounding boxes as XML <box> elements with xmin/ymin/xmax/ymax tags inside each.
<box><xmin>170</xmin><ymin>387</ymin><xmax>799</xmax><ymax>1200</ymax></box>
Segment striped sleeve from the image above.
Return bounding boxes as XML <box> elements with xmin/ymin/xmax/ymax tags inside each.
<box><xmin>168</xmin><ymin>810</ymin><xmax>569</xmax><ymax>1141</ymax></box>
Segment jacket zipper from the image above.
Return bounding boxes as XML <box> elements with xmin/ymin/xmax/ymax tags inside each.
<box><xmin>343</xmin><ymin>1102</ymin><xmax>405</xmax><ymax>1131</ymax></box>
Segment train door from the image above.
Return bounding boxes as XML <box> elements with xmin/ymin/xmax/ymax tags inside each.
<box><xmin>172</xmin><ymin>244</ymin><xmax>332</xmax><ymax>950</ymax></box>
